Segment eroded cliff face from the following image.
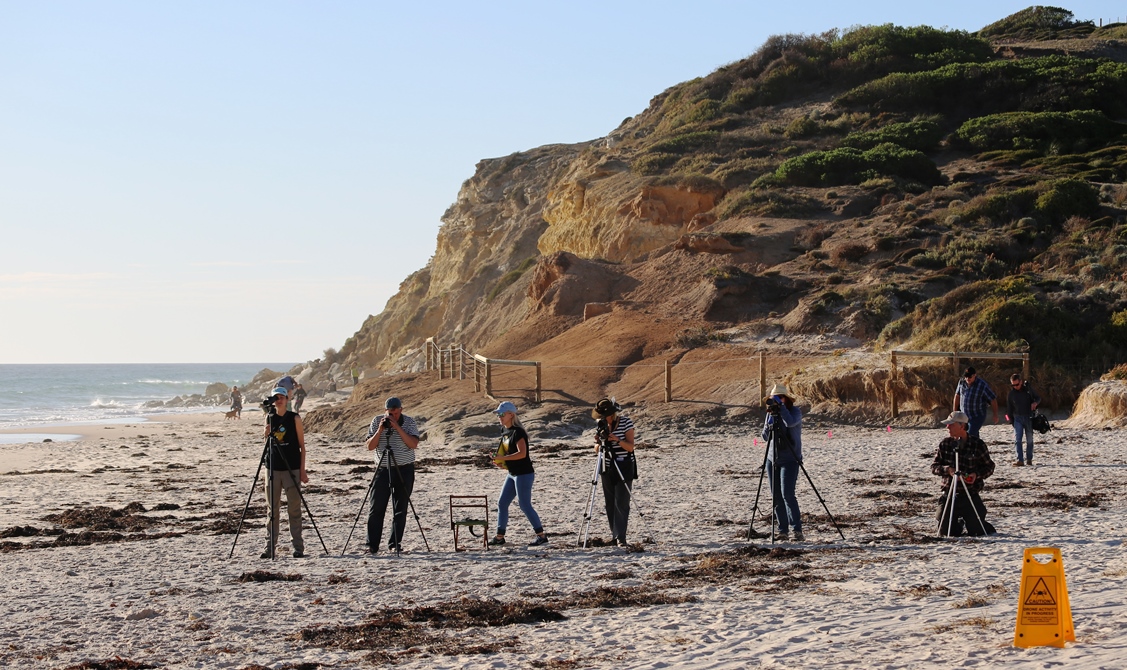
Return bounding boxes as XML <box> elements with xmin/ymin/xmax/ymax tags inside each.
<box><xmin>334</xmin><ymin>134</ymin><xmax>728</xmax><ymax>374</ymax></box>
<box><xmin>539</xmin><ymin>153</ymin><xmax>723</xmax><ymax>262</ymax></box>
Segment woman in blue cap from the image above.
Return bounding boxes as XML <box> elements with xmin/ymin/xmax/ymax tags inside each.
<box><xmin>489</xmin><ymin>401</ymin><xmax>548</xmax><ymax>547</ymax></box>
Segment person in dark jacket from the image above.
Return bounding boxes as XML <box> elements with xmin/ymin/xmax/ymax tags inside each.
<box><xmin>761</xmin><ymin>383</ymin><xmax>803</xmax><ymax>541</ymax></box>
<box><xmin>1006</xmin><ymin>373</ymin><xmax>1042</xmax><ymax>467</ymax></box>
<box><xmin>932</xmin><ymin>411</ymin><xmax>996</xmax><ymax>537</ymax></box>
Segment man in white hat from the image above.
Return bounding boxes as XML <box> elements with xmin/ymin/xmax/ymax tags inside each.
<box><xmin>931</xmin><ymin>410</ymin><xmax>996</xmax><ymax>536</ymax></box>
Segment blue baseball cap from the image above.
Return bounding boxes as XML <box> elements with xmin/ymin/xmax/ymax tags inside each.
<box><xmin>493</xmin><ymin>401</ymin><xmax>518</xmax><ymax>415</ymax></box>
<box><xmin>385</xmin><ymin>396</ymin><xmax>402</xmax><ymax>409</ymax></box>
<box><xmin>271</xmin><ymin>387</ymin><xmax>289</xmax><ymax>398</ymax></box>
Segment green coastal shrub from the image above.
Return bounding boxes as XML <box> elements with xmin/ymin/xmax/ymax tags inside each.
<box><xmin>953</xmin><ymin>110</ymin><xmax>1126</xmax><ymax>153</ymax></box>
<box><xmin>647</xmin><ymin>131</ymin><xmax>722</xmax><ymax>154</ymax></box>
<box><xmin>771</xmin><ymin>143</ymin><xmax>942</xmax><ymax>187</ymax></box>
<box><xmin>959</xmin><ymin>178</ymin><xmax>1099</xmax><ymax>225</ymax></box>
<box><xmin>841</xmin><ymin>119</ymin><xmax>944</xmax><ymax>151</ymax></box>
<box><xmin>977</xmin><ymin>6</ymin><xmax>1094</xmax><ymax>41</ymax></box>
<box><xmin>836</xmin><ymin>56</ymin><xmax>1127</xmax><ymax>119</ymax></box>
<box><xmin>716</xmin><ymin>188</ymin><xmax>824</xmax><ymax>219</ymax></box>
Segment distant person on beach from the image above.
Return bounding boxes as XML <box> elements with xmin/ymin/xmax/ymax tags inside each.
<box><xmin>262</xmin><ymin>386</ymin><xmax>307</xmax><ymax>558</ymax></box>
<box><xmin>293</xmin><ymin>383</ymin><xmax>307</xmax><ymax>413</ymax></box>
<box><xmin>230</xmin><ymin>386</ymin><xmax>243</xmax><ymax>419</ymax></box>
<box><xmin>489</xmin><ymin>401</ymin><xmax>548</xmax><ymax>547</ymax></box>
<box><xmin>1006</xmin><ymin>373</ymin><xmax>1041</xmax><ymax>467</ymax></box>
<box><xmin>351</xmin><ymin>367</ymin><xmax>359</xmax><ymax>386</ymax></box>
<box><xmin>593</xmin><ymin>398</ymin><xmax>636</xmax><ymax>546</ymax></box>
<box><xmin>761</xmin><ymin>383</ymin><xmax>803</xmax><ymax>542</ymax></box>
<box><xmin>365</xmin><ymin>396</ymin><xmax>420</xmax><ymax>553</ymax></box>
<box><xmin>275</xmin><ymin>376</ymin><xmax>296</xmax><ymax>397</ymax></box>
<box><xmin>328</xmin><ymin>378</ymin><xmax>337</xmax><ymax>393</ymax></box>
<box><xmin>932</xmin><ymin>410</ymin><xmax>996</xmax><ymax>536</ymax></box>
<box><xmin>953</xmin><ymin>366</ymin><xmax>998</xmax><ymax>439</ymax></box>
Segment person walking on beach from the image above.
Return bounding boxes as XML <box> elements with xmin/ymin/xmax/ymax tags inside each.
<box><xmin>762</xmin><ymin>383</ymin><xmax>804</xmax><ymax>541</ymax></box>
<box><xmin>275</xmin><ymin>375</ymin><xmax>296</xmax><ymax>397</ymax></box>
<box><xmin>932</xmin><ymin>410</ymin><xmax>996</xmax><ymax>536</ymax></box>
<box><xmin>364</xmin><ymin>396</ymin><xmax>419</xmax><ymax>553</ymax></box>
<box><xmin>1006</xmin><ymin>373</ymin><xmax>1041</xmax><ymax>466</ymax></box>
<box><xmin>262</xmin><ymin>386</ymin><xmax>307</xmax><ymax>558</ymax></box>
<box><xmin>593</xmin><ymin>398</ymin><xmax>637</xmax><ymax>546</ymax></box>
<box><xmin>953</xmin><ymin>366</ymin><xmax>998</xmax><ymax>439</ymax></box>
<box><xmin>293</xmin><ymin>383</ymin><xmax>307</xmax><ymax>413</ymax></box>
<box><xmin>230</xmin><ymin>385</ymin><xmax>243</xmax><ymax>419</ymax></box>
<box><xmin>489</xmin><ymin>401</ymin><xmax>548</xmax><ymax>547</ymax></box>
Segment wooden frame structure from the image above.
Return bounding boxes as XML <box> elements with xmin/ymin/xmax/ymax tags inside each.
<box><xmin>889</xmin><ymin>349</ymin><xmax>1030</xmax><ymax>418</ymax></box>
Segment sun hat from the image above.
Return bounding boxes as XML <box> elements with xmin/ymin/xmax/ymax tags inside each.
<box><xmin>385</xmin><ymin>397</ymin><xmax>403</xmax><ymax>409</ymax></box>
<box><xmin>768</xmin><ymin>383</ymin><xmax>791</xmax><ymax>398</ymax></box>
<box><xmin>494</xmin><ymin>401</ymin><xmax>518</xmax><ymax>415</ymax></box>
<box><xmin>941</xmin><ymin>410</ymin><xmax>970</xmax><ymax>425</ymax></box>
<box><xmin>593</xmin><ymin>398</ymin><xmax>621</xmax><ymax>417</ymax></box>
<box><xmin>271</xmin><ymin>387</ymin><xmax>289</xmax><ymax>398</ymax></box>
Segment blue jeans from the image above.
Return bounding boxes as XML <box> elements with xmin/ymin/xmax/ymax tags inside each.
<box><xmin>967</xmin><ymin>413</ymin><xmax>986</xmax><ymax>438</ymax></box>
<box><xmin>1013</xmin><ymin>415</ymin><xmax>1034</xmax><ymax>463</ymax></box>
<box><xmin>496</xmin><ymin>472</ymin><xmax>543</xmax><ymax>534</ymax></box>
<box><xmin>768</xmin><ymin>459</ymin><xmax>801</xmax><ymax>534</ymax></box>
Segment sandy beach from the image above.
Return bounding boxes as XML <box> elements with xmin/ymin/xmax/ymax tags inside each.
<box><xmin>1</xmin><ymin>411</ymin><xmax>1125</xmax><ymax>669</ymax></box>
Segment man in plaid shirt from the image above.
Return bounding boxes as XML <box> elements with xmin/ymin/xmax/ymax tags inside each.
<box><xmin>932</xmin><ymin>410</ymin><xmax>996</xmax><ymax>536</ymax></box>
<box><xmin>952</xmin><ymin>366</ymin><xmax>998</xmax><ymax>438</ymax></box>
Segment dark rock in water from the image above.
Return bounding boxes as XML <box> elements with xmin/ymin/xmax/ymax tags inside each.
<box><xmin>43</xmin><ymin>438</ymin><xmax>53</xmax><ymax>443</ymax></box>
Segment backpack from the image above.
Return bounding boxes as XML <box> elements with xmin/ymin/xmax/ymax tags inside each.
<box><xmin>1031</xmin><ymin>412</ymin><xmax>1051</xmax><ymax>434</ymax></box>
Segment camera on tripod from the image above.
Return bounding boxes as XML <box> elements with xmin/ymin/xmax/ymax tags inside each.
<box><xmin>765</xmin><ymin>396</ymin><xmax>782</xmax><ymax>414</ymax></box>
<box><xmin>260</xmin><ymin>397</ymin><xmax>277</xmax><ymax>415</ymax></box>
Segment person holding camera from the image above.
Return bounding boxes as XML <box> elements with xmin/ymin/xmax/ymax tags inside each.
<box><xmin>364</xmin><ymin>396</ymin><xmax>420</xmax><ymax>553</ymax></box>
<box><xmin>953</xmin><ymin>367</ymin><xmax>998</xmax><ymax>439</ymax></box>
<box><xmin>489</xmin><ymin>401</ymin><xmax>548</xmax><ymax>547</ymax></box>
<box><xmin>262</xmin><ymin>386</ymin><xmax>307</xmax><ymax>558</ymax></box>
<box><xmin>761</xmin><ymin>383</ymin><xmax>803</xmax><ymax>541</ymax></box>
<box><xmin>1006</xmin><ymin>373</ymin><xmax>1041</xmax><ymax>467</ymax></box>
<box><xmin>593</xmin><ymin>398</ymin><xmax>637</xmax><ymax>547</ymax></box>
<box><xmin>931</xmin><ymin>410</ymin><xmax>996</xmax><ymax>536</ymax></box>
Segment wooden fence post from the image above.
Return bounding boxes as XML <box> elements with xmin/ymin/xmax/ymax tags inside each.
<box><xmin>1022</xmin><ymin>352</ymin><xmax>1030</xmax><ymax>381</ymax></box>
<box><xmin>425</xmin><ymin>338</ymin><xmax>433</xmax><ymax>371</ymax></box>
<box><xmin>665</xmin><ymin>360</ymin><xmax>672</xmax><ymax>402</ymax></box>
<box><xmin>459</xmin><ymin>344</ymin><xmax>465</xmax><ymax>380</ymax></box>
<box><xmin>474</xmin><ymin>357</ymin><xmax>481</xmax><ymax>392</ymax></box>
<box><xmin>759</xmin><ymin>352</ymin><xmax>767</xmax><ymax>408</ymax></box>
<box><xmin>485</xmin><ymin>360</ymin><xmax>493</xmax><ymax>397</ymax></box>
<box><xmin>953</xmin><ymin>350</ymin><xmax>961</xmax><ymax>378</ymax></box>
<box><xmin>890</xmin><ymin>351</ymin><xmax>899</xmax><ymax>419</ymax></box>
<box><xmin>535</xmin><ymin>363</ymin><xmax>542</xmax><ymax>403</ymax></box>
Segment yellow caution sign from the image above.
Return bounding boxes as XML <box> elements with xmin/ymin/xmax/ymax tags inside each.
<box><xmin>1014</xmin><ymin>547</ymin><xmax>1075</xmax><ymax>648</ymax></box>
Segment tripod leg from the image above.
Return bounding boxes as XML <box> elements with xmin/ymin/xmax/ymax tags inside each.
<box><xmin>945</xmin><ymin>482</ymin><xmax>959</xmax><ymax>537</ymax></box>
<box><xmin>229</xmin><ymin>444</ymin><xmax>268</xmax><ymax>559</ymax></box>
<box><xmin>270</xmin><ymin>448</ymin><xmax>329</xmax><ymax>556</ymax></box>
<box><xmin>957</xmin><ymin>476</ymin><xmax>987</xmax><ymax>537</ymax></box>
<box><xmin>746</xmin><ymin>439</ymin><xmax>771</xmax><ymax>541</ymax></box>
<box><xmin>796</xmin><ymin>462</ymin><xmax>846</xmax><ymax>541</ymax></box>
<box><xmin>579</xmin><ymin>450</ymin><xmax>603</xmax><ymax>548</ymax></box>
<box><xmin>341</xmin><ymin>468</ymin><xmax>379</xmax><ymax>556</ymax></box>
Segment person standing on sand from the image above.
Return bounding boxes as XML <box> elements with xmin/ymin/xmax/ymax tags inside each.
<box><xmin>293</xmin><ymin>383</ymin><xmax>307</xmax><ymax>413</ymax></box>
<box><xmin>351</xmin><ymin>366</ymin><xmax>359</xmax><ymax>386</ymax></box>
<box><xmin>262</xmin><ymin>386</ymin><xmax>307</xmax><ymax>558</ymax></box>
<box><xmin>953</xmin><ymin>366</ymin><xmax>998</xmax><ymax>439</ymax></box>
<box><xmin>230</xmin><ymin>386</ymin><xmax>243</xmax><ymax>419</ymax></box>
<box><xmin>761</xmin><ymin>383</ymin><xmax>804</xmax><ymax>542</ymax></box>
<box><xmin>1006</xmin><ymin>373</ymin><xmax>1041</xmax><ymax>467</ymax></box>
<box><xmin>593</xmin><ymin>398</ymin><xmax>637</xmax><ymax>546</ymax></box>
<box><xmin>489</xmin><ymin>401</ymin><xmax>548</xmax><ymax>547</ymax></box>
<box><xmin>365</xmin><ymin>396</ymin><xmax>419</xmax><ymax>553</ymax></box>
<box><xmin>932</xmin><ymin>410</ymin><xmax>996</xmax><ymax>536</ymax></box>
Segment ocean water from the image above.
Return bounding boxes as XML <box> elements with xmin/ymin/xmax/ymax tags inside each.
<box><xmin>0</xmin><ymin>363</ymin><xmax>296</xmax><ymax>429</ymax></box>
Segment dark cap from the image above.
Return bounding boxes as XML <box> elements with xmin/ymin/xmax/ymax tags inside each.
<box><xmin>385</xmin><ymin>396</ymin><xmax>402</xmax><ymax>409</ymax></box>
<box><xmin>963</xmin><ymin>366</ymin><xmax>976</xmax><ymax>378</ymax></box>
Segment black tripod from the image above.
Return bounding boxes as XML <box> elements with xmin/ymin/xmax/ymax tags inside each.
<box><xmin>578</xmin><ymin>429</ymin><xmax>646</xmax><ymax>548</ymax></box>
<box><xmin>342</xmin><ymin>440</ymin><xmax>430</xmax><ymax>557</ymax></box>
<box><xmin>746</xmin><ymin>412</ymin><xmax>845</xmax><ymax>543</ymax></box>
<box><xmin>229</xmin><ymin>429</ymin><xmax>328</xmax><ymax>559</ymax></box>
<box><xmin>940</xmin><ymin>452</ymin><xmax>988</xmax><ymax>538</ymax></box>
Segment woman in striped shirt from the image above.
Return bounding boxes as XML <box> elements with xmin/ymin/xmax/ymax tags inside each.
<box><xmin>593</xmin><ymin>398</ymin><xmax>637</xmax><ymax>546</ymax></box>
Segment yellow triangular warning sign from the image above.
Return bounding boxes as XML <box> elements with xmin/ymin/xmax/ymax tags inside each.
<box><xmin>1014</xmin><ymin>547</ymin><xmax>1075</xmax><ymax>648</ymax></box>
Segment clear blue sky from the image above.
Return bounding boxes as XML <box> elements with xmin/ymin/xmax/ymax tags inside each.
<box><xmin>0</xmin><ymin>1</ymin><xmax>1114</xmax><ymax>363</ymax></box>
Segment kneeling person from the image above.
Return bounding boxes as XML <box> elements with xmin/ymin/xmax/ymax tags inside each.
<box><xmin>932</xmin><ymin>411</ymin><xmax>996</xmax><ymax>536</ymax></box>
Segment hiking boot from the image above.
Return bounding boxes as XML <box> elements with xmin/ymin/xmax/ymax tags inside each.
<box><xmin>528</xmin><ymin>534</ymin><xmax>549</xmax><ymax>547</ymax></box>
<box><xmin>488</xmin><ymin>536</ymin><xmax>506</xmax><ymax>546</ymax></box>
<box><xmin>792</xmin><ymin>530</ymin><xmax>805</xmax><ymax>542</ymax></box>
<box><xmin>293</xmin><ymin>550</ymin><xmax>305</xmax><ymax>558</ymax></box>
<box><xmin>776</xmin><ymin>532</ymin><xmax>789</xmax><ymax>541</ymax></box>
<box><xmin>1013</xmin><ymin>460</ymin><xmax>1025</xmax><ymax>466</ymax></box>
<box><xmin>260</xmin><ymin>550</ymin><xmax>273</xmax><ymax>559</ymax></box>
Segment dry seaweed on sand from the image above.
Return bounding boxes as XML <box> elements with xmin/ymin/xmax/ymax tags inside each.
<box><xmin>548</xmin><ymin>585</ymin><xmax>695</xmax><ymax>609</ymax></box>
<box><xmin>59</xmin><ymin>658</ymin><xmax>158</xmax><ymax>670</ymax></box>
<box><xmin>236</xmin><ymin>570</ymin><xmax>304</xmax><ymax>583</ymax></box>
<box><xmin>42</xmin><ymin>502</ymin><xmax>159</xmax><ymax>532</ymax></box>
<box><xmin>650</xmin><ymin>545</ymin><xmax>808</xmax><ymax>582</ymax></box>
